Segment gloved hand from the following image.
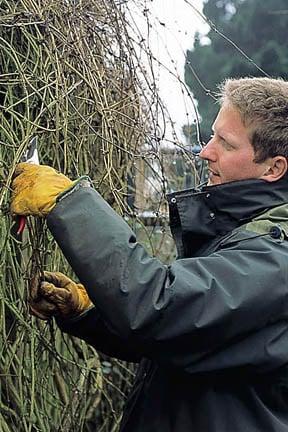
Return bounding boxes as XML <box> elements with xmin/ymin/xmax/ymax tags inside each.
<box><xmin>10</xmin><ymin>163</ymin><xmax>73</xmax><ymax>217</ymax></box>
<box><xmin>30</xmin><ymin>271</ymin><xmax>93</xmax><ymax>320</ymax></box>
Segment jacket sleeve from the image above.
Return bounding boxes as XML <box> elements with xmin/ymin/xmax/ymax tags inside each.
<box><xmin>57</xmin><ymin>307</ymin><xmax>141</xmax><ymax>362</ymax></box>
<box><xmin>47</xmin><ymin>186</ymin><xmax>288</xmax><ymax>374</ymax></box>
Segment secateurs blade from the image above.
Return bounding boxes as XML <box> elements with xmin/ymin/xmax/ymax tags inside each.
<box><xmin>16</xmin><ymin>137</ymin><xmax>39</xmax><ymax>235</ymax></box>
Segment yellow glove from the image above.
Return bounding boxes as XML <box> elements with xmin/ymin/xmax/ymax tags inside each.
<box><xmin>29</xmin><ymin>271</ymin><xmax>93</xmax><ymax>320</ymax></box>
<box><xmin>10</xmin><ymin>163</ymin><xmax>73</xmax><ymax>217</ymax></box>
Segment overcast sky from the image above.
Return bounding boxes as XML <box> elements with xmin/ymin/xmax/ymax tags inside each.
<box><xmin>128</xmin><ymin>0</ymin><xmax>208</xmax><ymax>142</ymax></box>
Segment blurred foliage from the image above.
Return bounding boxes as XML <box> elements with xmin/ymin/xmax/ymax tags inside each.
<box><xmin>184</xmin><ymin>0</ymin><xmax>288</xmax><ymax>142</ymax></box>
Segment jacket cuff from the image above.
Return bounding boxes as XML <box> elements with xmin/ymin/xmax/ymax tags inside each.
<box><xmin>56</xmin><ymin>176</ymin><xmax>92</xmax><ymax>203</ymax></box>
<box><xmin>56</xmin><ymin>306</ymin><xmax>98</xmax><ymax>332</ymax></box>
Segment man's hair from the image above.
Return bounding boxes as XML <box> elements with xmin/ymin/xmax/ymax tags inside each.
<box><xmin>218</xmin><ymin>77</ymin><xmax>288</xmax><ymax>163</ymax></box>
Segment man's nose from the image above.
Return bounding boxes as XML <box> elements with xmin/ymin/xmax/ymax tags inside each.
<box><xmin>199</xmin><ymin>139</ymin><xmax>217</xmax><ymax>162</ymax></box>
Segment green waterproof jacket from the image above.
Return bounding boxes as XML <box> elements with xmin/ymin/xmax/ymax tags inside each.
<box><xmin>48</xmin><ymin>176</ymin><xmax>288</xmax><ymax>432</ymax></box>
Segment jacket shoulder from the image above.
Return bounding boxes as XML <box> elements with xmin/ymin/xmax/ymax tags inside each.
<box><xmin>219</xmin><ymin>204</ymin><xmax>288</xmax><ymax>250</ymax></box>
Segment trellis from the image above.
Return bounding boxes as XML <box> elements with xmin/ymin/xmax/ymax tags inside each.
<box><xmin>0</xmin><ymin>0</ymin><xmax>195</xmax><ymax>430</ymax></box>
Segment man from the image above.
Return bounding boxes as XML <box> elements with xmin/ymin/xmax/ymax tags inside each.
<box><xmin>11</xmin><ymin>77</ymin><xmax>288</xmax><ymax>431</ymax></box>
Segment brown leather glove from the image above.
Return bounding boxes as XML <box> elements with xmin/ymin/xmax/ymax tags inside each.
<box><xmin>30</xmin><ymin>271</ymin><xmax>93</xmax><ymax>320</ymax></box>
<box><xmin>10</xmin><ymin>163</ymin><xmax>73</xmax><ymax>217</ymax></box>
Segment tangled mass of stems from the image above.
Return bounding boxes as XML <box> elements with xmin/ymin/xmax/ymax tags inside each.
<box><xmin>0</xmin><ymin>0</ymin><xmax>198</xmax><ymax>430</ymax></box>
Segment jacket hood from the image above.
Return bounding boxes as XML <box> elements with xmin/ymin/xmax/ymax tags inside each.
<box><xmin>167</xmin><ymin>176</ymin><xmax>288</xmax><ymax>257</ymax></box>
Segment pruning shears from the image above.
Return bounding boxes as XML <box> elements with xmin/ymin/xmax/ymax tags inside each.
<box><xmin>16</xmin><ymin>137</ymin><xmax>39</xmax><ymax>236</ymax></box>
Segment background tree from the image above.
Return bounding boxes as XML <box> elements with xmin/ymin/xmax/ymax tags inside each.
<box><xmin>184</xmin><ymin>0</ymin><xmax>288</xmax><ymax>142</ymax></box>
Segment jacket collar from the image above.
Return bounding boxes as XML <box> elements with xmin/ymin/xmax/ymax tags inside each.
<box><xmin>167</xmin><ymin>176</ymin><xmax>288</xmax><ymax>257</ymax></box>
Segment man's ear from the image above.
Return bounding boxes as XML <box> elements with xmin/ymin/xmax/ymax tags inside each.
<box><xmin>260</xmin><ymin>156</ymin><xmax>288</xmax><ymax>182</ymax></box>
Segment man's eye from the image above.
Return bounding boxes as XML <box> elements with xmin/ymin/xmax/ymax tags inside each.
<box><xmin>221</xmin><ymin>140</ymin><xmax>233</xmax><ymax>150</ymax></box>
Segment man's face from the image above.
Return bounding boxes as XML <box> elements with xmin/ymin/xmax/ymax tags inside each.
<box><xmin>199</xmin><ymin>104</ymin><xmax>270</xmax><ymax>186</ymax></box>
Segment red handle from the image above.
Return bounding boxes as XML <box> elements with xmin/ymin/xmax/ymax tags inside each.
<box><xmin>16</xmin><ymin>216</ymin><xmax>26</xmax><ymax>235</ymax></box>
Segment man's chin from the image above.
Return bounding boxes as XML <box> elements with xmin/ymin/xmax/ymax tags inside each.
<box><xmin>207</xmin><ymin>175</ymin><xmax>222</xmax><ymax>186</ymax></box>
